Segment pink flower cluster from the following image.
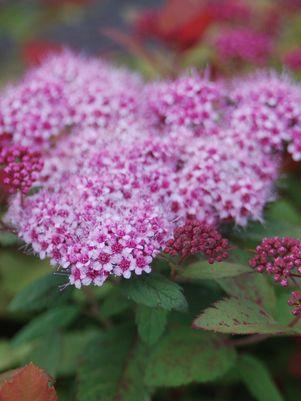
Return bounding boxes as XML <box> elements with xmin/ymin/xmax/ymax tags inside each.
<box><xmin>0</xmin><ymin>51</ymin><xmax>142</xmax><ymax>149</ymax></box>
<box><xmin>214</xmin><ymin>28</ymin><xmax>273</xmax><ymax>66</ymax></box>
<box><xmin>249</xmin><ymin>237</ymin><xmax>301</xmax><ymax>287</ymax></box>
<box><xmin>164</xmin><ymin>220</ymin><xmax>229</xmax><ymax>263</ymax></box>
<box><xmin>7</xmin><ymin>133</ymin><xmax>176</xmax><ymax>287</ymax></box>
<box><xmin>144</xmin><ymin>74</ymin><xmax>221</xmax><ymax>134</ymax></box>
<box><xmin>229</xmin><ymin>73</ymin><xmax>301</xmax><ymax>160</ymax></box>
<box><xmin>2</xmin><ymin>50</ymin><xmax>301</xmax><ymax>288</ymax></box>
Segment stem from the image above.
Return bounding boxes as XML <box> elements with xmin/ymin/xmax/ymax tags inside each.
<box><xmin>83</xmin><ymin>287</ymin><xmax>112</xmax><ymax>329</ymax></box>
<box><xmin>288</xmin><ymin>314</ymin><xmax>301</xmax><ymax>327</ymax></box>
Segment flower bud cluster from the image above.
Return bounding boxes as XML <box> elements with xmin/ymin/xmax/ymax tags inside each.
<box><xmin>164</xmin><ymin>220</ymin><xmax>229</xmax><ymax>263</ymax></box>
<box><xmin>0</xmin><ymin>137</ymin><xmax>43</xmax><ymax>194</ymax></box>
<box><xmin>249</xmin><ymin>237</ymin><xmax>301</xmax><ymax>286</ymax></box>
<box><xmin>288</xmin><ymin>291</ymin><xmax>301</xmax><ymax>316</ymax></box>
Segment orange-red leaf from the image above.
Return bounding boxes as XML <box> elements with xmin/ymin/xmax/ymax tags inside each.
<box><xmin>0</xmin><ymin>363</ymin><xmax>57</xmax><ymax>401</ymax></box>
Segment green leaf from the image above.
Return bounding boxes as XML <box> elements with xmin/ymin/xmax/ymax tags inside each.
<box><xmin>145</xmin><ymin>327</ymin><xmax>236</xmax><ymax>387</ymax></box>
<box><xmin>136</xmin><ymin>305</ymin><xmax>167</xmax><ymax>345</ymax></box>
<box><xmin>101</xmin><ymin>290</ymin><xmax>131</xmax><ymax>318</ymax></box>
<box><xmin>9</xmin><ymin>273</ymin><xmax>72</xmax><ymax>313</ymax></box>
<box><xmin>58</xmin><ymin>330</ymin><xmax>98</xmax><ymax>376</ymax></box>
<box><xmin>0</xmin><ymin>341</ymin><xmax>31</xmax><ymax>372</ymax></box>
<box><xmin>122</xmin><ymin>274</ymin><xmax>187</xmax><ymax>312</ymax></box>
<box><xmin>193</xmin><ymin>297</ymin><xmax>292</xmax><ymax>334</ymax></box>
<box><xmin>78</xmin><ymin>325</ymin><xmax>151</xmax><ymax>401</ymax></box>
<box><xmin>0</xmin><ymin>251</ymin><xmax>50</xmax><ymax>313</ymax></box>
<box><xmin>180</xmin><ymin>261</ymin><xmax>250</xmax><ymax>280</ymax></box>
<box><xmin>265</xmin><ymin>199</ymin><xmax>301</xmax><ymax>225</ymax></box>
<box><xmin>272</xmin><ymin>291</ymin><xmax>301</xmax><ymax>333</ymax></box>
<box><xmin>238</xmin><ymin>354</ymin><xmax>284</xmax><ymax>401</ymax></box>
<box><xmin>233</xmin><ymin>219</ymin><xmax>301</xmax><ymax>244</ymax></box>
<box><xmin>26</xmin><ymin>332</ymin><xmax>61</xmax><ymax>377</ymax></box>
<box><xmin>12</xmin><ymin>306</ymin><xmax>79</xmax><ymax>346</ymax></box>
<box><xmin>0</xmin><ymin>232</ymin><xmax>21</xmax><ymax>246</ymax></box>
<box><xmin>217</xmin><ymin>272</ymin><xmax>276</xmax><ymax>314</ymax></box>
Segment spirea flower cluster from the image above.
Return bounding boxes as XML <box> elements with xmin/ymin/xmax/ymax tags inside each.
<box><xmin>2</xmin><ymin>50</ymin><xmax>301</xmax><ymax>288</ymax></box>
<box><xmin>0</xmin><ymin>51</ymin><xmax>142</xmax><ymax>149</ymax></box>
<box><xmin>229</xmin><ymin>73</ymin><xmax>301</xmax><ymax>160</ymax></box>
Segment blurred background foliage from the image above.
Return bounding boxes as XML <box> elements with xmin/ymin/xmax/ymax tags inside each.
<box><xmin>2</xmin><ymin>1</ymin><xmax>301</xmax><ymax>400</ymax></box>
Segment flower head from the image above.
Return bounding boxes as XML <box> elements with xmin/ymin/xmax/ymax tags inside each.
<box><xmin>144</xmin><ymin>74</ymin><xmax>221</xmax><ymax>135</ymax></box>
<box><xmin>214</xmin><ymin>28</ymin><xmax>273</xmax><ymax>66</ymax></box>
<box><xmin>229</xmin><ymin>72</ymin><xmax>301</xmax><ymax>157</ymax></box>
<box><xmin>249</xmin><ymin>237</ymin><xmax>301</xmax><ymax>286</ymax></box>
<box><xmin>0</xmin><ymin>50</ymin><xmax>142</xmax><ymax>150</ymax></box>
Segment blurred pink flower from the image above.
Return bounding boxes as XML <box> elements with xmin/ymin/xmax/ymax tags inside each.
<box><xmin>214</xmin><ymin>28</ymin><xmax>273</xmax><ymax>66</ymax></box>
<box><xmin>284</xmin><ymin>48</ymin><xmax>301</xmax><ymax>71</ymax></box>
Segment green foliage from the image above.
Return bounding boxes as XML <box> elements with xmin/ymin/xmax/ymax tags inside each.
<box><xmin>100</xmin><ymin>289</ymin><xmax>131</xmax><ymax>318</ymax></box>
<box><xmin>122</xmin><ymin>274</ymin><xmax>187</xmax><ymax>312</ymax></box>
<box><xmin>194</xmin><ymin>297</ymin><xmax>292</xmax><ymax>334</ymax></box>
<box><xmin>231</xmin><ymin>199</ymin><xmax>301</xmax><ymax>245</ymax></box>
<box><xmin>135</xmin><ymin>305</ymin><xmax>167</xmax><ymax>345</ymax></box>
<box><xmin>0</xmin><ymin>341</ymin><xmax>31</xmax><ymax>372</ymax></box>
<box><xmin>0</xmin><ymin>232</ymin><xmax>21</xmax><ymax>247</ymax></box>
<box><xmin>217</xmin><ymin>272</ymin><xmax>276</xmax><ymax>314</ymax></box>
<box><xmin>0</xmin><ymin>251</ymin><xmax>50</xmax><ymax>312</ymax></box>
<box><xmin>238</xmin><ymin>354</ymin><xmax>284</xmax><ymax>401</ymax></box>
<box><xmin>12</xmin><ymin>306</ymin><xmax>79</xmax><ymax>346</ymax></box>
<box><xmin>265</xmin><ymin>199</ymin><xmax>301</xmax><ymax>225</ymax></box>
<box><xmin>27</xmin><ymin>332</ymin><xmax>61</xmax><ymax>377</ymax></box>
<box><xmin>145</xmin><ymin>327</ymin><xmax>236</xmax><ymax>387</ymax></box>
<box><xmin>9</xmin><ymin>273</ymin><xmax>73</xmax><ymax>313</ymax></box>
<box><xmin>180</xmin><ymin>261</ymin><xmax>250</xmax><ymax>280</ymax></box>
<box><xmin>233</xmin><ymin>219</ymin><xmax>301</xmax><ymax>244</ymax></box>
<box><xmin>20</xmin><ymin>329</ymin><xmax>97</xmax><ymax>378</ymax></box>
<box><xmin>58</xmin><ymin>330</ymin><xmax>98</xmax><ymax>376</ymax></box>
<box><xmin>78</xmin><ymin>325</ymin><xmax>151</xmax><ymax>401</ymax></box>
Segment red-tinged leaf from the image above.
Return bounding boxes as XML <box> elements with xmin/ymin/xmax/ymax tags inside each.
<box><xmin>22</xmin><ymin>40</ymin><xmax>62</xmax><ymax>67</ymax></box>
<box><xmin>135</xmin><ymin>0</ymin><xmax>214</xmax><ymax>50</ymax></box>
<box><xmin>193</xmin><ymin>297</ymin><xmax>293</xmax><ymax>335</ymax></box>
<box><xmin>0</xmin><ymin>363</ymin><xmax>57</xmax><ymax>401</ymax></box>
